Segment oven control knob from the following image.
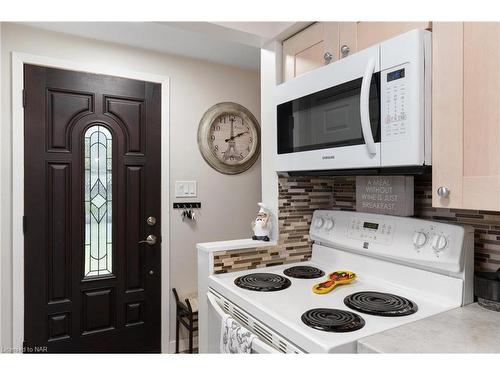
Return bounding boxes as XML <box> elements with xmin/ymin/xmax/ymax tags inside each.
<box><xmin>324</xmin><ymin>219</ymin><xmax>335</xmax><ymax>231</ymax></box>
<box><xmin>431</xmin><ymin>234</ymin><xmax>448</xmax><ymax>251</ymax></box>
<box><xmin>412</xmin><ymin>231</ymin><xmax>428</xmax><ymax>248</ymax></box>
<box><xmin>313</xmin><ymin>217</ymin><xmax>324</xmax><ymax>229</ymax></box>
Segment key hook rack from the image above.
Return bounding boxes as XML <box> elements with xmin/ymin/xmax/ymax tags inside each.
<box><xmin>173</xmin><ymin>202</ymin><xmax>201</xmax><ymax>221</ymax></box>
<box><xmin>173</xmin><ymin>202</ymin><xmax>201</xmax><ymax>209</ymax></box>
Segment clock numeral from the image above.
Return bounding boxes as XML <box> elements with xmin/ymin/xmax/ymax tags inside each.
<box><xmin>215</xmin><ymin>145</ymin><xmax>219</xmax><ymax>151</ymax></box>
<box><xmin>212</xmin><ymin>125</ymin><xmax>221</xmax><ymax>131</ymax></box>
<box><xmin>230</xmin><ymin>156</ymin><xmax>235</xmax><ymax>161</ymax></box>
<box><xmin>211</xmin><ymin>135</ymin><xmax>215</xmax><ymax>141</ymax></box>
<box><xmin>249</xmin><ymin>137</ymin><xmax>253</xmax><ymax>143</ymax></box>
<box><xmin>240</xmin><ymin>152</ymin><xmax>243</xmax><ymax>157</ymax></box>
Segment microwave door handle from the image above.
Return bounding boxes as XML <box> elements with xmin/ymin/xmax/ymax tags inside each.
<box><xmin>360</xmin><ymin>57</ymin><xmax>377</xmax><ymax>156</ymax></box>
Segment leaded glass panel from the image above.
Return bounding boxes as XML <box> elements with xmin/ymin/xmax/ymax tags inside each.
<box><xmin>84</xmin><ymin>125</ymin><xmax>113</xmax><ymax>277</ymax></box>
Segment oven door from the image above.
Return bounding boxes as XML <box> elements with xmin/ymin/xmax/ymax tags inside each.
<box><xmin>207</xmin><ymin>292</ymin><xmax>282</xmax><ymax>353</ymax></box>
<box><xmin>275</xmin><ymin>45</ymin><xmax>382</xmax><ymax>172</ymax></box>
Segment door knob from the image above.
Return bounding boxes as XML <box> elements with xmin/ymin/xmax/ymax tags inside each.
<box><xmin>139</xmin><ymin>234</ymin><xmax>157</xmax><ymax>245</ymax></box>
<box><xmin>437</xmin><ymin>186</ymin><xmax>450</xmax><ymax>198</ymax></box>
<box><xmin>340</xmin><ymin>44</ymin><xmax>350</xmax><ymax>58</ymax></box>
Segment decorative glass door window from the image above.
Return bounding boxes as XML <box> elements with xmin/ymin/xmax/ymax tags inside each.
<box><xmin>84</xmin><ymin>125</ymin><xmax>113</xmax><ymax>277</ymax></box>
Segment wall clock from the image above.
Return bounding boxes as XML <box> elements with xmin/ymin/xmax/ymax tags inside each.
<box><xmin>198</xmin><ymin>102</ymin><xmax>261</xmax><ymax>175</ymax></box>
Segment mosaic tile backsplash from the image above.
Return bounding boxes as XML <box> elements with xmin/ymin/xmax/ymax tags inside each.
<box><xmin>213</xmin><ymin>173</ymin><xmax>500</xmax><ymax>274</ymax></box>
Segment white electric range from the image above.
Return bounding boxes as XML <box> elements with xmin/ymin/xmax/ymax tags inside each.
<box><xmin>205</xmin><ymin>210</ymin><xmax>474</xmax><ymax>353</ymax></box>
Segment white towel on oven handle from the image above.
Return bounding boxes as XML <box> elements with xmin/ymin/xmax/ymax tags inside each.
<box><xmin>220</xmin><ymin>314</ymin><xmax>257</xmax><ymax>354</ymax></box>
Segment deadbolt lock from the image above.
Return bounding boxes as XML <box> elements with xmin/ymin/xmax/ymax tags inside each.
<box><xmin>147</xmin><ymin>216</ymin><xmax>157</xmax><ymax>226</ymax></box>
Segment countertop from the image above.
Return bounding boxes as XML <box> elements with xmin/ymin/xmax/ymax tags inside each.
<box><xmin>357</xmin><ymin>303</ymin><xmax>500</xmax><ymax>353</ymax></box>
<box><xmin>196</xmin><ymin>238</ymin><xmax>277</xmax><ymax>253</ymax></box>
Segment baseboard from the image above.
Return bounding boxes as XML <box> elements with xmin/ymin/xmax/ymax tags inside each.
<box><xmin>168</xmin><ymin>336</ymin><xmax>199</xmax><ymax>354</ymax></box>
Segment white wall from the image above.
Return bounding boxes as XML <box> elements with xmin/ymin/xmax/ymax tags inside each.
<box><xmin>0</xmin><ymin>21</ymin><xmax>3</xmax><ymax>349</ymax></box>
<box><xmin>260</xmin><ymin>42</ymin><xmax>280</xmax><ymax>240</ymax></box>
<box><xmin>0</xmin><ymin>23</ymin><xmax>261</xmax><ymax>350</ymax></box>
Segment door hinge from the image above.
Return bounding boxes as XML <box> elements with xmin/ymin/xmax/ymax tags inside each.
<box><xmin>22</xmin><ymin>89</ymin><xmax>26</xmax><ymax>108</ymax></box>
<box><xmin>23</xmin><ymin>215</ymin><xmax>27</xmax><ymax>235</ymax></box>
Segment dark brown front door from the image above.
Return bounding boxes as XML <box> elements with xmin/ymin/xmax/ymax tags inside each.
<box><xmin>23</xmin><ymin>65</ymin><xmax>162</xmax><ymax>353</ymax></box>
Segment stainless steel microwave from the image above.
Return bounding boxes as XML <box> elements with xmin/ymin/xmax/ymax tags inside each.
<box><xmin>274</xmin><ymin>29</ymin><xmax>431</xmax><ymax>173</ymax></box>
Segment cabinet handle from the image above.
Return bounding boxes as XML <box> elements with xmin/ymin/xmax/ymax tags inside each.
<box><xmin>437</xmin><ymin>186</ymin><xmax>450</xmax><ymax>198</ymax></box>
<box><xmin>323</xmin><ymin>52</ymin><xmax>333</xmax><ymax>64</ymax></box>
<box><xmin>340</xmin><ymin>44</ymin><xmax>350</xmax><ymax>58</ymax></box>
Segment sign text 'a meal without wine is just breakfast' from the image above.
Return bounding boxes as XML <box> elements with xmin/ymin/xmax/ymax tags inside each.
<box><xmin>356</xmin><ymin>176</ymin><xmax>414</xmax><ymax>216</ymax></box>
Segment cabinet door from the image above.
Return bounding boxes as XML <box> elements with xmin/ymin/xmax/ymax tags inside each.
<box><xmin>432</xmin><ymin>22</ymin><xmax>464</xmax><ymax>208</ymax></box>
<box><xmin>282</xmin><ymin>22</ymin><xmax>339</xmax><ymax>81</ymax></box>
<box><xmin>462</xmin><ymin>22</ymin><xmax>500</xmax><ymax>210</ymax></box>
<box><xmin>282</xmin><ymin>22</ymin><xmax>427</xmax><ymax>82</ymax></box>
<box><xmin>432</xmin><ymin>22</ymin><xmax>500</xmax><ymax>211</ymax></box>
<box><xmin>338</xmin><ymin>22</ymin><xmax>358</xmax><ymax>58</ymax></box>
<box><xmin>357</xmin><ymin>22</ymin><xmax>431</xmax><ymax>50</ymax></box>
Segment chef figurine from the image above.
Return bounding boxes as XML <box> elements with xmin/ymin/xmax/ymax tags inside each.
<box><xmin>252</xmin><ymin>202</ymin><xmax>271</xmax><ymax>242</ymax></box>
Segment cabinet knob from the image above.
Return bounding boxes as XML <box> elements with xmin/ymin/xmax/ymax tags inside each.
<box><xmin>340</xmin><ymin>44</ymin><xmax>350</xmax><ymax>58</ymax></box>
<box><xmin>437</xmin><ymin>186</ymin><xmax>450</xmax><ymax>198</ymax></box>
<box><xmin>323</xmin><ymin>52</ymin><xmax>333</xmax><ymax>64</ymax></box>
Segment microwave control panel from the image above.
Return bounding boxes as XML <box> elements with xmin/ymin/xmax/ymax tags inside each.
<box><xmin>382</xmin><ymin>63</ymin><xmax>409</xmax><ymax>141</ymax></box>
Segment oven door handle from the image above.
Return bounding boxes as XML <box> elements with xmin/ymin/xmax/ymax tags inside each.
<box><xmin>360</xmin><ymin>57</ymin><xmax>377</xmax><ymax>157</ymax></box>
<box><xmin>207</xmin><ymin>292</ymin><xmax>226</xmax><ymax>317</ymax></box>
<box><xmin>207</xmin><ymin>292</ymin><xmax>282</xmax><ymax>353</ymax></box>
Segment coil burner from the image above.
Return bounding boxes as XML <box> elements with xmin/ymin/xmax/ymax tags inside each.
<box><xmin>234</xmin><ymin>273</ymin><xmax>292</xmax><ymax>292</ymax></box>
<box><xmin>344</xmin><ymin>291</ymin><xmax>418</xmax><ymax>317</ymax></box>
<box><xmin>283</xmin><ymin>266</ymin><xmax>325</xmax><ymax>279</ymax></box>
<box><xmin>301</xmin><ymin>308</ymin><xmax>366</xmax><ymax>332</ymax></box>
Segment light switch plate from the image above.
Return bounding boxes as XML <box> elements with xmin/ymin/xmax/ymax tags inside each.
<box><xmin>175</xmin><ymin>181</ymin><xmax>197</xmax><ymax>198</ymax></box>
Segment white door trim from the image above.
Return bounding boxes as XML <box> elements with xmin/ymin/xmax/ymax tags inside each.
<box><xmin>0</xmin><ymin>22</ymin><xmax>3</xmax><ymax>347</ymax></box>
<box><xmin>11</xmin><ymin>52</ymin><xmax>170</xmax><ymax>353</ymax></box>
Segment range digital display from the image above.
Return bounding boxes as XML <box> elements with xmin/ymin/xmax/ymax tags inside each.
<box><xmin>387</xmin><ymin>68</ymin><xmax>405</xmax><ymax>82</ymax></box>
<box><xmin>363</xmin><ymin>222</ymin><xmax>379</xmax><ymax>230</ymax></box>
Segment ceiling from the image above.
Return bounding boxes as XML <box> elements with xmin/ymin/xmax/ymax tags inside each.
<box><xmin>20</xmin><ymin>22</ymin><xmax>307</xmax><ymax>70</ymax></box>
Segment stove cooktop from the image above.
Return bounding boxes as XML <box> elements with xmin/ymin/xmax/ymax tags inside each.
<box><xmin>344</xmin><ymin>291</ymin><xmax>418</xmax><ymax>317</ymax></box>
<box><xmin>283</xmin><ymin>266</ymin><xmax>325</xmax><ymax>279</ymax></box>
<box><xmin>234</xmin><ymin>273</ymin><xmax>291</xmax><ymax>292</ymax></box>
<box><xmin>209</xmin><ymin>258</ymin><xmax>458</xmax><ymax>353</ymax></box>
<box><xmin>206</xmin><ymin>210</ymin><xmax>470</xmax><ymax>352</ymax></box>
<box><xmin>301</xmin><ymin>308</ymin><xmax>365</xmax><ymax>332</ymax></box>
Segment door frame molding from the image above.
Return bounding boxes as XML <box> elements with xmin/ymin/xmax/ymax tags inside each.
<box><xmin>11</xmin><ymin>52</ymin><xmax>170</xmax><ymax>353</ymax></box>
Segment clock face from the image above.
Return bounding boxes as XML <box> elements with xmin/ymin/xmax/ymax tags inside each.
<box><xmin>198</xmin><ymin>102</ymin><xmax>260</xmax><ymax>175</ymax></box>
<box><xmin>209</xmin><ymin>114</ymin><xmax>257</xmax><ymax>165</ymax></box>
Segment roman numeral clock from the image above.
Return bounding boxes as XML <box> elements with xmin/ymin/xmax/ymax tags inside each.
<box><xmin>198</xmin><ymin>102</ymin><xmax>261</xmax><ymax>174</ymax></box>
